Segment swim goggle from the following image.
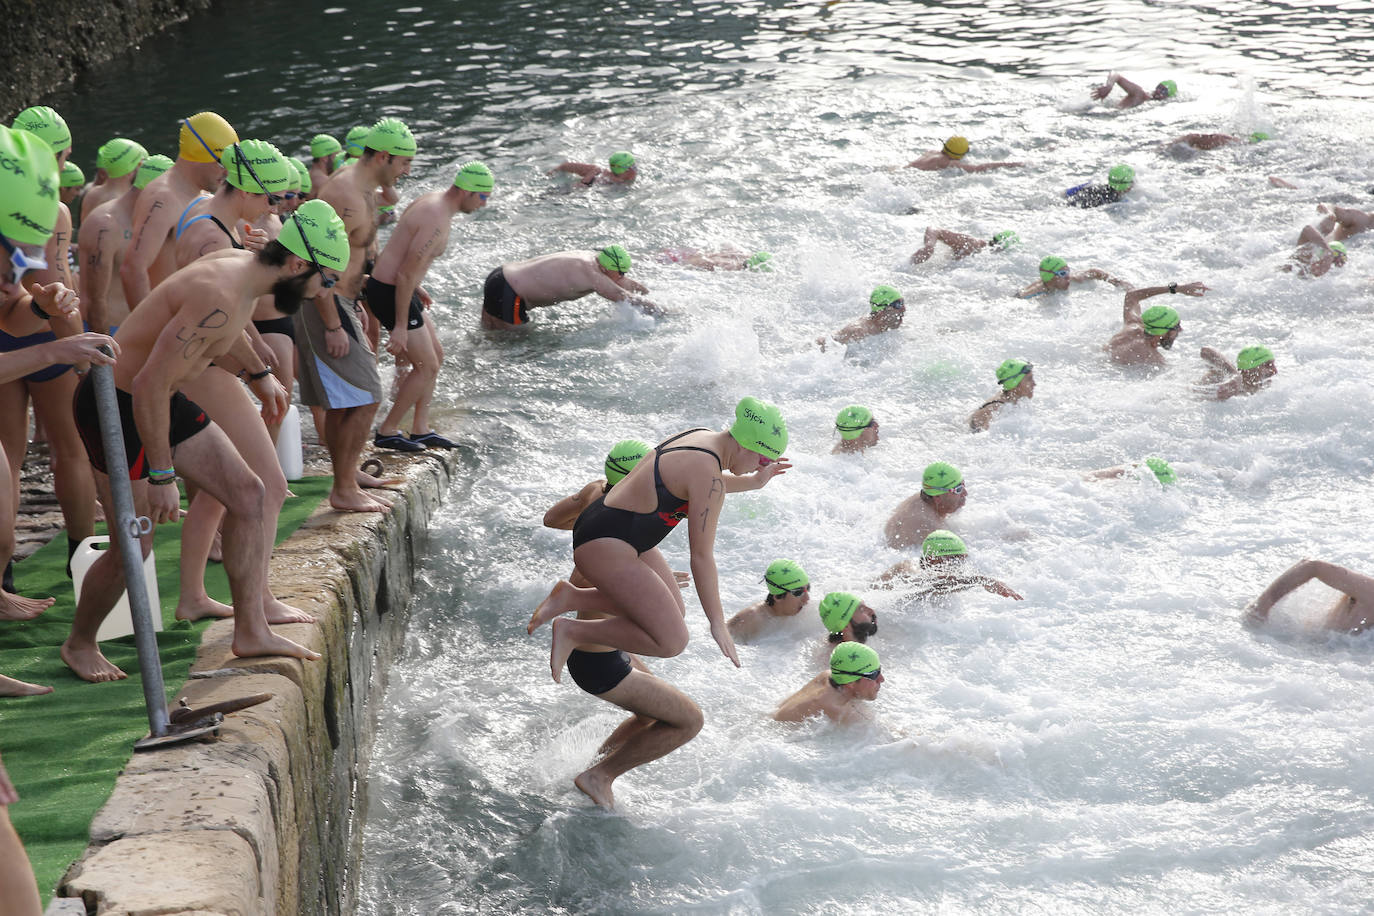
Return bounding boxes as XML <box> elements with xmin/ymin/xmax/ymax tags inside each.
<box><xmin>288</xmin><ymin>213</ymin><xmax>337</xmax><ymax>289</ymax></box>
<box><xmin>1045</xmin><ymin>268</ymin><xmax>1070</xmax><ymax>280</ymax></box>
<box><xmin>837</xmin><ymin>667</ymin><xmax>881</xmax><ymax>681</ymax></box>
<box><xmin>1</xmin><ymin>234</ymin><xmax>48</xmax><ymax>286</ymax></box>
<box><xmin>764</xmin><ymin>578</ymin><xmax>809</xmax><ymax>598</ymax></box>
<box><xmin>873</xmin><ymin>299</ymin><xmax>906</xmax><ymax>312</ymax></box>
<box><xmin>927</xmin><ymin>482</ymin><xmax>967</xmax><ymax>496</ymax></box>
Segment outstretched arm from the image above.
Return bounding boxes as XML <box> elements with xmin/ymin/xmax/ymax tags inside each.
<box><xmin>724</xmin><ymin>457</ymin><xmax>790</xmax><ymax>492</ymax></box>
<box><xmin>1076</xmin><ymin>268</ymin><xmax>1132</xmax><ymax>290</ymax></box>
<box><xmin>1199</xmin><ymin>346</ymin><xmax>1235</xmax><ymax>373</ymax></box>
<box><xmin>550</xmin><ymin>162</ymin><xmax>598</xmax><ymax>181</ymax></box>
<box><xmin>1245</xmin><ymin>559</ymin><xmax>1374</xmax><ymax>623</ymax></box>
<box><xmin>957</xmin><ymin>161</ymin><xmax>1025</xmax><ymax>173</ymax></box>
<box><xmin>1123</xmin><ymin>281</ymin><xmax>1209</xmax><ymax>324</ymax></box>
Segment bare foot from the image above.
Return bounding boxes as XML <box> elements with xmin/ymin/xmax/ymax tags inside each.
<box><xmin>175</xmin><ymin>594</ymin><xmax>234</xmax><ymax>622</ymax></box>
<box><xmin>329</xmin><ymin>488</ymin><xmax>391</xmax><ymax>513</ymax></box>
<box><xmin>208</xmin><ymin>528</ymin><xmax>223</xmax><ymax>564</ymax></box>
<box><xmin>231</xmin><ymin>629</ymin><xmax>322</xmax><ymax>662</ymax></box>
<box><xmin>60</xmin><ymin>640</ymin><xmax>128</xmax><ymax>683</ymax></box>
<box><xmin>574</xmin><ymin>768</ymin><xmax>615</xmax><ymax>810</ymax></box>
<box><xmin>356</xmin><ymin>469</ymin><xmax>405</xmax><ymax>489</ymax></box>
<box><xmin>550</xmin><ymin>617</ymin><xmax>575</xmax><ymax>683</ymax></box>
<box><xmin>0</xmin><ymin>590</ymin><xmax>55</xmax><ymax>621</ymax></box>
<box><xmin>0</xmin><ymin>673</ymin><xmax>53</xmax><ymax>697</ymax></box>
<box><xmin>264</xmin><ymin>595</ymin><xmax>317</xmax><ymax>625</ymax></box>
<box><xmin>528</xmin><ymin>579</ymin><xmax>576</xmax><ymax>634</ymax></box>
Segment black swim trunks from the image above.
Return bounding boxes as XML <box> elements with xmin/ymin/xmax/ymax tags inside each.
<box><xmin>364</xmin><ymin>276</ymin><xmax>425</xmax><ymax>331</ymax></box>
<box><xmin>567</xmin><ymin>648</ymin><xmax>633</xmax><ymax>695</ymax></box>
<box><xmin>72</xmin><ymin>374</ymin><xmax>211</xmax><ymax>479</ymax></box>
<box><xmin>482</xmin><ymin>267</ymin><xmax>528</xmax><ymax>325</ymax></box>
<box><xmin>252</xmin><ymin>315</ymin><xmax>296</xmax><ymax>340</ymax></box>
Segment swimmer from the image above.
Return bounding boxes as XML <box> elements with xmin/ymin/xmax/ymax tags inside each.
<box><xmin>905</xmin><ymin>136</ymin><xmax>1024</xmax><ymax>172</ymax></box>
<box><xmin>969</xmin><ymin>359</ymin><xmax>1035</xmax><ymax>432</ymax></box>
<box><xmin>1066</xmin><ymin>164</ymin><xmax>1135</xmax><ymax>209</ymax></box>
<box><xmin>885</xmin><ymin>461</ymin><xmax>966</xmax><ymax>549</ymax></box>
<box><xmin>77</xmin><ymin>155</ymin><xmax>170</xmax><ymax>335</ymax></box>
<box><xmin>1313</xmin><ymin>203</ymin><xmax>1373</xmax><ymax>243</ymax></box>
<box><xmin>60</xmin><ymin>161</ymin><xmax>85</xmax><ymax>209</ymax></box>
<box><xmin>307</xmin><ymin>133</ymin><xmax>341</xmax><ymax>195</ymax></box>
<box><xmin>1287</xmin><ymin>225</ymin><xmax>1347</xmax><ymax>278</ymax></box>
<box><xmin>833</xmin><ymin>405</ymin><xmax>879</xmax><ymax>454</ymax></box>
<box><xmin>816</xmin><ymin>591</ymin><xmax>879</xmax><ymax>651</ymax></box>
<box><xmin>1164</xmin><ymin>131</ymin><xmax>1270</xmax><ymax>152</ymax></box>
<box><xmin>480</xmin><ymin>246</ymin><xmax>662</xmax><ymax>328</ymax></box>
<box><xmin>280</xmin><ymin>160</ymin><xmax>308</xmax><ymax>215</ymax></box>
<box><xmin>910</xmin><ymin>228</ymin><xmax>1018</xmax><ymax>265</ymax></box>
<box><xmin>1085</xmin><ymin>457</ymin><xmax>1177</xmax><ymax>485</ymax></box>
<box><xmin>1016</xmin><ymin>256</ymin><xmax>1130</xmax><ymax>298</ymax></box>
<box><xmin>174</xmin><ymin>140</ymin><xmax>291</xmax><ymax>267</ymax></box>
<box><xmin>656</xmin><ymin>248</ymin><xmax>773</xmax><ymax>271</ymax></box>
<box><xmin>1199</xmin><ymin>345</ymin><xmax>1277</xmax><ymax>399</ymax></box>
<box><xmin>80</xmin><ymin>138</ymin><xmax>147</xmax><ymax>224</ymax></box>
<box><xmin>1244</xmin><ymin>558</ymin><xmax>1374</xmax><ymax>633</ymax></box>
<box><xmin>876</xmin><ymin>530</ymin><xmax>1023</xmax><ymax>599</ymax></box>
<box><xmin>817</xmin><ymin>285</ymin><xmax>905</xmax><ymax>350</ymax></box>
<box><xmin>1090</xmin><ymin>73</ymin><xmax>1178</xmax><ymax>109</ymax></box>
<box><xmin>726</xmin><ymin>559</ymin><xmax>811</xmax><ymax>643</ymax></box>
<box><xmin>1107</xmin><ymin>281</ymin><xmax>1209</xmax><ymax>366</ymax></box>
<box><xmin>551</xmin><ymin>150</ymin><xmax>638</xmax><ymax>186</ymax></box>
<box><xmin>773</xmin><ymin>642</ymin><xmax>884</xmax><ymax>724</ymax></box>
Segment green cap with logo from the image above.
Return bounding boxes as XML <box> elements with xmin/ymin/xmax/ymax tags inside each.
<box><xmin>835</xmin><ymin>405</ymin><xmax>874</xmax><ymax>440</ymax></box>
<box><xmin>746</xmin><ymin>251</ymin><xmax>773</xmax><ymax>271</ymax></box>
<box><xmin>991</xmin><ymin>230</ymin><xmax>1019</xmax><ymax>249</ymax></box>
<box><xmin>291</xmin><ymin>157</ymin><xmax>312</xmax><ymax>193</ymax></box>
<box><xmin>96</xmin><ymin>138</ymin><xmax>148</xmax><ymax>178</ymax></box>
<box><xmin>221</xmin><ymin>140</ymin><xmax>293</xmax><ymax>194</ymax></box>
<box><xmin>996</xmin><ymin>358</ymin><xmax>1032</xmax><ymax>390</ymax></box>
<box><xmin>608</xmin><ymin>151</ymin><xmax>636</xmax><ymax>174</ymax></box>
<box><xmin>597</xmin><ymin>244</ymin><xmax>631</xmax><ymax>273</ymax></box>
<box><xmin>366</xmin><ymin>118</ymin><xmax>417</xmax><ymax>157</ymax></box>
<box><xmin>830</xmin><ymin>642</ymin><xmax>881</xmax><ymax>685</ymax></box>
<box><xmin>134</xmin><ymin>154</ymin><xmax>173</xmax><ymax>190</ymax></box>
<box><xmin>1143</xmin><ymin>457</ymin><xmax>1176</xmax><ymax>486</ymax></box>
<box><xmin>279</xmin><ymin>199</ymin><xmax>350</xmax><ymax>273</ymax></box>
<box><xmin>1140</xmin><ymin>305</ymin><xmax>1180</xmax><ymax>336</ymax></box>
<box><xmin>11</xmin><ymin>106</ymin><xmax>71</xmax><ymax>155</ymax></box>
<box><xmin>604</xmin><ymin>439</ymin><xmax>649</xmax><ymax>486</ymax></box>
<box><xmin>0</xmin><ymin>125</ymin><xmax>61</xmax><ymax>245</ymax></box>
<box><xmin>1236</xmin><ymin>345</ymin><xmax>1274</xmax><ymax>371</ymax></box>
<box><xmin>1107</xmin><ymin>164</ymin><xmax>1135</xmax><ymax>192</ymax></box>
<box><xmin>922</xmin><ymin>461</ymin><xmax>963</xmax><ymax>496</ymax></box>
<box><xmin>60</xmin><ymin>161</ymin><xmax>85</xmax><ymax>188</ymax></box>
<box><xmin>764</xmin><ymin>559</ymin><xmax>809</xmax><ymax>596</ymax></box>
<box><xmin>921</xmin><ymin>529</ymin><xmax>968</xmax><ymax>559</ymax></box>
<box><xmin>310</xmin><ymin>134</ymin><xmax>342</xmax><ymax>159</ymax></box>
<box><xmin>454</xmin><ymin>161</ymin><xmax>494</xmax><ymax>193</ymax></box>
<box><xmin>1038</xmin><ymin>255</ymin><xmax>1068</xmax><ymax>282</ymax></box>
<box><xmin>729</xmin><ymin>395</ymin><xmax>788</xmax><ymax>459</ymax></box>
<box><xmin>869</xmin><ymin>285</ymin><xmax>903</xmax><ymax>312</ymax></box>
<box><xmin>819</xmin><ymin>591</ymin><xmax>861</xmax><ymax>635</ymax></box>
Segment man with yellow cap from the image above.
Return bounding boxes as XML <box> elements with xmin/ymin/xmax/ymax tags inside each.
<box><xmin>80</xmin><ymin>137</ymin><xmax>147</xmax><ymax>224</ymax></box>
<box><xmin>905</xmin><ymin>135</ymin><xmax>1023</xmax><ymax>172</ymax></box>
<box><xmin>774</xmin><ymin>642</ymin><xmax>885</xmax><ymax>724</ymax></box>
<box><xmin>119</xmin><ymin>111</ymin><xmax>237</xmax><ymax>307</ymax></box>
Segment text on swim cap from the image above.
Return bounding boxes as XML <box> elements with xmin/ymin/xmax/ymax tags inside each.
<box><xmin>7</xmin><ymin>211</ymin><xmax>51</xmax><ymax>233</ymax></box>
<box><xmin>0</xmin><ymin>154</ymin><xmax>28</xmax><ymax>179</ymax></box>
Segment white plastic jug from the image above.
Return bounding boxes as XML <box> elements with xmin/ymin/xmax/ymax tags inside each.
<box><xmin>69</xmin><ymin>536</ymin><xmax>162</xmax><ymax>643</ymax></box>
<box><xmin>275</xmin><ymin>403</ymin><xmax>303</xmax><ymax>481</ymax></box>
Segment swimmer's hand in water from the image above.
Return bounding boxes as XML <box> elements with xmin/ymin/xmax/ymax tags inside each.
<box><xmin>628</xmin><ymin>297</ymin><xmax>666</xmax><ymax>318</ymax></box>
<box><xmin>709</xmin><ymin>618</ymin><xmax>740</xmax><ymax>668</ymax></box>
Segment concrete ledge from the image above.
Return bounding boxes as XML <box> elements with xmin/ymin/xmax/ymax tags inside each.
<box><xmin>58</xmin><ymin>451</ymin><xmax>456</xmax><ymax>914</ymax></box>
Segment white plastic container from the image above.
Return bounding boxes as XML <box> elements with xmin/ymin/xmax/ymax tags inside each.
<box><xmin>275</xmin><ymin>403</ymin><xmax>303</xmax><ymax>481</ymax></box>
<box><xmin>70</xmin><ymin>535</ymin><xmax>162</xmax><ymax>643</ymax></box>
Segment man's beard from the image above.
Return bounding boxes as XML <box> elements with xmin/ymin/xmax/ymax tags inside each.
<box><xmin>850</xmin><ymin>615</ymin><xmax>878</xmax><ymax>642</ymax></box>
<box><xmin>271</xmin><ymin>270</ymin><xmax>314</xmax><ymax>315</ymax></box>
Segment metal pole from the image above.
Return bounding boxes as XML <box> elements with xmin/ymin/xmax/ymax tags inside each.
<box><xmin>88</xmin><ymin>361</ymin><xmax>168</xmax><ymax>739</ymax></box>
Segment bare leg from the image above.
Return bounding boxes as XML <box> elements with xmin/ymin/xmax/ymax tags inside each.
<box><xmin>0</xmin><ymin>441</ymin><xmax>54</xmax><ymax>621</ymax></box>
<box><xmin>325</xmin><ymin>404</ymin><xmax>390</xmax><ymax>512</ymax></box>
<box><xmin>30</xmin><ymin>373</ymin><xmax>97</xmax><ymax>543</ymax></box>
<box><xmin>61</xmin><ymin>470</ymin><xmax>143</xmax><ymax>682</ymax></box>
<box><xmin>0</xmin><ymin>803</ymin><xmax>43</xmax><ymax>916</ymax></box>
<box><xmin>174</xmin><ymin>491</ymin><xmax>234</xmax><ymax>622</ymax></box>
<box><xmin>0</xmin><ymin>674</ymin><xmax>52</xmax><ymax>697</ymax></box>
<box><xmin>0</xmin><ymin>380</ymin><xmax>28</xmax><ymax>536</ymax></box>
<box><xmin>528</xmin><ymin>579</ymin><xmax>618</xmax><ymax>633</ymax></box>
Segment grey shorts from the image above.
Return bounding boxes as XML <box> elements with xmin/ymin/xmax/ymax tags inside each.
<box><xmin>294</xmin><ymin>293</ymin><xmax>382</xmax><ymax>409</ymax></box>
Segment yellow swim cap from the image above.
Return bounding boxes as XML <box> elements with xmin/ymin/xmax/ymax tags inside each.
<box><xmin>943</xmin><ymin>135</ymin><xmax>970</xmax><ymax>159</ymax></box>
<box><xmin>179</xmin><ymin>112</ymin><xmax>238</xmax><ymax>164</ymax></box>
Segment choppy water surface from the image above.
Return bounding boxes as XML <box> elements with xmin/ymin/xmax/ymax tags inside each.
<box><xmin>51</xmin><ymin>0</ymin><xmax>1374</xmax><ymax>912</ymax></box>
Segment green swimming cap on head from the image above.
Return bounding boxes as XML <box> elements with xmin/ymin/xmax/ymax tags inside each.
<box><xmin>1038</xmin><ymin>255</ymin><xmax>1068</xmax><ymax>282</ymax></box>
<box><xmin>922</xmin><ymin>461</ymin><xmax>963</xmax><ymax>496</ymax></box>
<box><xmin>819</xmin><ymin>591</ymin><xmax>861</xmax><ymax>634</ymax></box>
<box><xmin>0</xmin><ymin>125</ymin><xmax>60</xmax><ymax>245</ymax></box>
<box><xmin>869</xmin><ymin>285</ymin><xmax>903</xmax><ymax>312</ymax></box>
<box><xmin>1140</xmin><ymin>305</ymin><xmax>1180</xmax><ymax>335</ymax></box>
<box><xmin>1158</xmin><ymin>79</ymin><xmax>1178</xmax><ymax>98</ymax></box>
<box><xmin>221</xmin><ymin>140</ymin><xmax>293</xmax><ymax>194</ymax></box>
<box><xmin>366</xmin><ymin>117</ymin><xmax>417</xmax><ymax>157</ymax></box>
<box><xmin>1328</xmin><ymin>241</ymin><xmax>1347</xmax><ymax>259</ymax></box>
<box><xmin>1248</xmin><ymin>131</ymin><xmax>1271</xmax><ymax>144</ymax></box>
<box><xmin>922</xmin><ymin>529</ymin><xmax>968</xmax><ymax>559</ymax></box>
<box><xmin>291</xmin><ymin>158</ymin><xmax>312</xmax><ymax>193</ymax></box>
<box><xmin>835</xmin><ymin>405</ymin><xmax>874</xmax><ymax>440</ymax></box>
<box><xmin>830</xmin><ymin>642</ymin><xmax>881</xmax><ymax>685</ymax></box>
<box><xmin>991</xmin><ymin>230</ymin><xmax>1019</xmax><ymax>249</ymax></box>
<box><xmin>942</xmin><ymin>135</ymin><xmax>970</xmax><ymax>159</ymax></box>
<box><xmin>454</xmin><ymin>160</ymin><xmax>494</xmax><ymax>193</ymax></box>
<box><xmin>746</xmin><ymin>251</ymin><xmax>773</xmax><ymax>271</ymax></box>
<box><xmin>608</xmin><ymin>151</ymin><xmax>636</xmax><ymax>174</ymax></box>
<box><xmin>12</xmin><ymin>106</ymin><xmax>72</xmax><ymax>154</ymax></box>
<box><xmin>344</xmin><ymin>125</ymin><xmax>369</xmax><ymax>156</ymax></box>
<box><xmin>60</xmin><ymin>162</ymin><xmax>85</xmax><ymax>188</ymax></box>
<box><xmin>96</xmin><ymin>138</ymin><xmax>147</xmax><ymax>178</ymax></box>
<box><xmin>764</xmin><ymin>559</ymin><xmax>809</xmax><ymax>596</ymax></box>
<box><xmin>996</xmin><ymin>358</ymin><xmax>1032</xmax><ymax>390</ymax></box>
<box><xmin>604</xmin><ymin>438</ymin><xmax>650</xmax><ymax>485</ymax></box>
<box><xmin>1236</xmin><ymin>345</ymin><xmax>1274</xmax><ymax>371</ymax></box>
<box><xmin>597</xmin><ymin>244</ymin><xmax>632</xmax><ymax>273</ymax></box>
<box><xmin>1143</xmin><ymin>457</ymin><xmax>1176</xmax><ymax>486</ymax></box>
<box><xmin>1107</xmin><ymin>164</ymin><xmax>1135</xmax><ymax>192</ymax></box>
<box><xmin>284</xmin><ymin>160</ymin><xmax>302</xmax><ymax>193</ymax></box>
<box><xmin>729</xmin><ymin>396</ymin><xmax>788</xmax><ymax>459</ymax></box>
<box><xmin>310</xmin><ymin>134</ymin><xmax>342</xmax><ymax>159</ymax></box>
<box><xmin>134</xmin><ymin>154</ymin><xmax>173</xmax><ymax>190</ymax></box>
<box><xmin>280</xmin><ymin>199</ymin><xmax>350</xmax><ymax>273</ymax></box>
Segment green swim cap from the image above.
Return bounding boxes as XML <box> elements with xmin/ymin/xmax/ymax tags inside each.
<box><xmin>764</xmin><ymin>559</ymin><xmax>809</xmax><ymax>596</ymax></box>
<box><xmin>310</xmin><ymin>134</ymin><xmax>342</xmax><ymax>159</ymax></box>
<box><xmin>604</xmin><ymin>438</ymin><xmax>650</xmax><ymax>485</ymax></box>
<box><xmin>869</xmin><ymin>285</ymin><xmax>904</xmax><ymax>312</ymax></box>
<box><xmin>291</xmin><ymin>157</ymin><xmax>312</xmax><ymax>193</ymax></box>
<box><xmin>1038</xmin><ymin>255</ymin><xmax>1068</xmax><ymax>282</ymax></box>
<box><xmin>344</xmin><ymin>125</ymin><xmax>369</xmax><ymax>157</ymax></box>
<box><xmin>1248</xmin><ymin>131</ymin><xmax>1271</xmax><ymax>144</ymax></box>
<box><xmin>96</xmin><ymin>138</ymin><xmax>147</xmax><ymax>179</ymax></box>
<box><xmin>1236</xmin><ymin>345</ymin><xmax>1274</xmax><ymax>371</ymax></box>
<box><xmin>921</xmin><ymin>529</ymin><xmax>968</xmax><ymax>559</ymax></box>
<box><xmin>279</xmin><ymin>199</ymin><xmax>350</xmax><ymax>273</ymax></box>
<box><xmin>597</xmin><ymin>244</ymin><xmax>632</xmax><ymax>273</ymax></box>
<box><xmin>11</xmin><ymin>106</ymin><xmax>71</xmax><ymax>155</ymax></box>
<box><xmin>922</xmin><ymin>461</ymin><xmax>963</xmax><ymax>496</ymax></box>
<box><xmin>830</xmin><ymin>642</ymin><xmax>881</xmax><ymax>685</ymax></box>
<box><xmin>1107</xmin><ymin>164</ymin><xmax>1135</xmax><ymax>192</ymax></box>
<box><xmin>729</xmin><ymin>396</ymin><xmax>788</xmax><ymax>459</ymax></box>
<box><xmin>60</xmin><ymin>161</ymin><xmax>84</xmax><ymax>188</ymax></box>
<box><xmin>366</xmin><ymin>117</ymin><xmax>417</xmax><ymax>157</ymax></box>
<box><xmin>454</xmin><ymin>160</ymin><xmax>494</xmax><ymax>193</ymax></box>
<box><xmin>0</xmin><ymin>125</ymin><xmax>60</xmax><ymax>245</ymax></box>
<box><xmin>1140</xmin><ymin>305</ymin><xmax>1180</xmax><ymax>335</ymax></box>
<box><xmin>996</xmin><ymin>358</ymin><xmax>1032</xmax><ymax>390</ymax></box>
<box><xmin>1143</xmin><ymin>457</ymin><xmax>1176</xmax><ymax>486</ymax></box>
<box><xmin>134</xmin><ymin>154</ymin><xmax>173</xmax><ymax>190</ymax></box>
<box><xmin>221</xmin><ymin>140</ymin><xmax>293</xmax><ymax>195</ymax></box>
<box><xmin>284</xmin><ymin>160</ymin><xmax>302</xmax><ymax>193</ymax></box>
<box><xmin>608</xmin><ymin>151</ymin><xmax>636</xmax><ymax>174</ymax></box>
<box><xmin>819</xmin><ymin>591</ymin><xmax>861</xmax><ymax>634</ymax></box>
<box><xmin>991</xmin><ymin>230</ymin><xmax>1019</xmax><ymax>249</ymax></box>
<box><xmin>835</xmin><ymin>405</ymin><xmax>874</xmax><ymax>440</ymax></box>
<box><xmin>1328</xmin><ymin>241</ymin><xmax>1347</xmax><ymax>260</ymax></box>
<box><xmin>746</xmin><ymin>251</ymin><xmax>773</xmax><ymax>271</ymax></box>
<box><xmin>1158</xmin><ymin>80</ymin><xmax>1178</xmax><ymax>98</ymax></box>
